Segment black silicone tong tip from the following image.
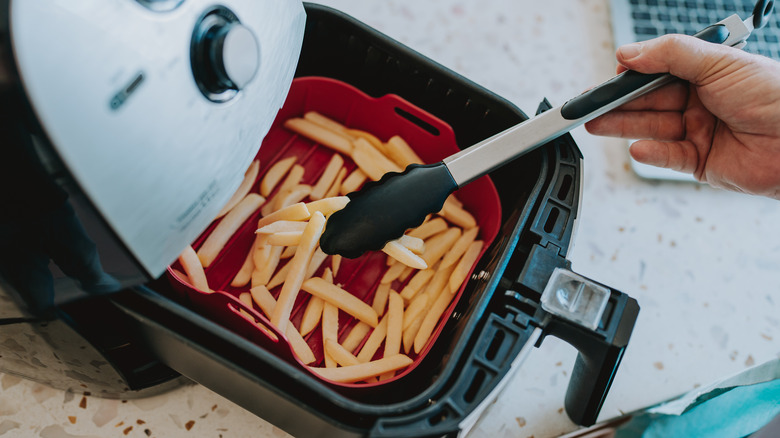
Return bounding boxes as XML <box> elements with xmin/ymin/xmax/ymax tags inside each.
<box><xmin>320</xmin><ymin>162</ymin><xmax>457</xmax><ymax>258</ymax></box>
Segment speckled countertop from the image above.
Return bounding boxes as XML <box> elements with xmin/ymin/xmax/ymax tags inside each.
<box><xmin>0</xmin><ymin>1</ymin><xmax>778</xmax><ymax>437</ymax></box>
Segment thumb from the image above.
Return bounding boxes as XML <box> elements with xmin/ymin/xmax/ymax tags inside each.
<box><xmin>616</xmin><ymin>34</ymin><xmax>741</xmax><ymax>85</ymax></box>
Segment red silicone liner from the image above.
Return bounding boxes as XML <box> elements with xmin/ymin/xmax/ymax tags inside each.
<box><xmin>167</xmin><ymin>77</ymin><xmax>501</xmax><ymax>388</ymax></box>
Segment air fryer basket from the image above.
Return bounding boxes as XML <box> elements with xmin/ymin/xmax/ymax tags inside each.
<box><xmin>113</xmin><ymin>4</ymin><xmax>638</xmax><ymax>437</ymax></box>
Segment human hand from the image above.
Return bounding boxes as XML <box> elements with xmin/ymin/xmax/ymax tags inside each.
<box><xmin>585</xmin><ymin>34</ymin><xmax>780</xmax><ymax>200</ymax></box>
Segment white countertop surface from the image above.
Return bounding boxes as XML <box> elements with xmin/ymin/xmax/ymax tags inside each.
<box><xmin>1</xmin><ymin>1</ymin><xmax>778</xmax><ymax>437</ymax></box>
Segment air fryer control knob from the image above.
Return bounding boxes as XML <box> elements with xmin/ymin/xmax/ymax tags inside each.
<box><xmin>191</xmin><ymin>7</ymin><xmax>260</xmax><ymax>102</ymax></box>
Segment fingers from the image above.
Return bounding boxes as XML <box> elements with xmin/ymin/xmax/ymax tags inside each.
<box><xmin>629</xmin><ymin>139</ymin><xmax>700</xmax><ymax>175</ymax></box>
<box><xmin>614</xmin><ymin>34</ymin><xmax>742</xmax><ymax>85</ymax></box>
<box><xmin>585</xmin><ymin>110</ymin><xmax>684</xmax><ymax>140</ymax></box>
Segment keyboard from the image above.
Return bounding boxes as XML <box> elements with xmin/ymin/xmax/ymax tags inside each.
<box><xmin>611</xmin><ymin>0</ymin><xmax>780</xmax><ymax>59</ymax></box>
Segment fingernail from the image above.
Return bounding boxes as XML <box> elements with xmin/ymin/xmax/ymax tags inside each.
<box><xmin>618</xmin><ymin>42</ymin><xmax>643</xmax><ymax>61</ymax></box>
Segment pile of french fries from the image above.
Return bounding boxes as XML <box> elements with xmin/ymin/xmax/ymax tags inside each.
<box><xmin>174</xmin><ymin>111</ymin><xmax>483</xmax><ymax>384</ymax></box>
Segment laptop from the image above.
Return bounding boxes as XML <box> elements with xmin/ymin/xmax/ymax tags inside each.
<box><xmin>608</xmin><ymin>0</ymin><xmax>780</xmax><ymax>181</ymax></box>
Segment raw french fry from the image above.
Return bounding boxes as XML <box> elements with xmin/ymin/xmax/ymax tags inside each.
<box><xmin>309</xmin><ymin>354</ymin><xmax>413</xmax><ymax>383</ymax></box>
<box><xmin>398</xmin><ymin>234</ymin><xmax>425</xmax><ymax>254</ymax></box>
<box><xmin>281</xmin><ymin>245</ymin><xmax>297</xmax><ymax>259</ymax></box>
<box><xmin>310</xmin><ymin>154</ymin><xmax>344</xmax><ymax>200</ymax></box>
<box><xmin>256</xmin><ymin>220</ymin><xmax>308</xmax><ymax>235</ymax></box>
<box><xmin>382</xmin><ymin>240</ymin><xmax>428</xmax><ymax>270</ymax></box>
<box><xmin>250</xmin><ymin>285</ymin><xmax>276</xmax><ymax>317</ymax></box>
<box><xmin>403</xmin><ymin>313</ymin><xmax>424</xmax><ymax>354</ymax></box>
<box><xmin>356</xmin><ymin>314</ymin><xmax>388</xmax><ymax>362</ymax></box>
<box><xmin>407</xmin><ymin>217</ymin><xmax>448</xmax><ymax>240</ymax></box>
<box><xmin>384</xmin><ymin>291</ymin><xmax>403</xmax><ymax>358</ymax></box>
<box><xmin>324</xmin><ymin>167</ymin><xmax>347</xmax><ymax>199</ymax></box>
<box><xmin>306</xmin><ymin>196</ymin><xmax>350</xmax><ymax>217</ymax></box>
<box><xmin>256</xmin><ymin>202</ymin><xmax>310</xmax><ymax>229</ymax></box>
<box><xmin>440</xmin><ymin>226</ymin><xmax>479</xmax><ymax>269</ymax></box>
<box><xmin>398</xmin><ymin>265</ymin><xmax>414</xmax><ymax>282</ymax></box>
<box><xmin>422</xmin><ymin>263</ymin><xmax>456</xmax><ymax>301</ymax></box>
<box><xmin>448</xmin><ymin>240</ymin><xmax>483</xmax><ymax>293</ymax></box>
<box><xmin>178</xmin><ymin>245</ymin><xmax>210</xmax><ymax>292</ymax></box>
<box><xmin>299</xmin><ymin>295</ymin><xmax>324</xmax><ymax>336</ymax></box>
<box><xmin>351</xmin><ymin>138</ymin><xmax>402</xmax><ymax>181</ymax></box>
<box><xmin>252</xmin><ymin>244</ymin><xmax>272</xmax><ymax>277</ymax></box>
<box><xmin>266</xmin><ymin>230</ymin><xmax>303</xmax><ymax>247</ymax></box>
<box><xmin>170</xmin><ymin>268</ymin><xmax>189</xmax><ymax>284</ymax></box>
<box><xmin>260</xmin><ymin>156</ymin><xmax>296</xmax><ymax>197</ymax></box>
<box><xmin>286</xmin><ymin>323</ymin><xmax>316</xmax><ymax>365</ymax></box>
<box><xmin>305</xmin><ymin>248</ymin><xmax>329</xmax><ymax>280</ymax></box>
<box><xmin>414</xmin><ymin>283</ymin><xmax>455</xmax><ymax>354</ymax></box>
<box><xmin>230</xmin><ymin>244</ymin><xmax>255</xmax><ymax>288</ymax></box>
<box><xmin>399</xmin><ymin>268</ymin><xmax>435</xmax><ymax>301</ymax></box>
<box><xmin>342</xmin><ymin>322</ymin><xmax>371</xmax><ymax>353</ymax></box>
<box><xmin>303</xmin><ymin>111</ymin><xmax>354</xmax><ymax>138</ymax></box>
<box><xmin>216</xmin><ymin>160</ymin><xmax>260</xmax><ymax>219</ymax></box>
<box><xmin>421</xmin><ymin>227</ymin><xmax>462</xmax><ymax>267</ymax></box>
<box><xmin>197</xmin><ymin>193</ymin><xmax>264</xmax><ymax>267</ymax></box>
<box><xmin>272</xmin><ymin>183</ymin><xmax>311</xmax><ymax>214</ymax></box>
<box><xmin>380</xmin><ymin>260</ymin><xmax>406</xmax><ymax>284</ymax></box>
<box><xmin>301</xmin><ymin>278</ymin><xmax>378</xmax><ymax>327</ymax></box>
<box><xmin>340</xmin><ymin>168</ymin><xmax>367</xmax><ymax>195</ymax></box>
<box><xmin>284</xmin><ymin>118</ymin><xmax>353</xmax><ymax>155</ymax></box>
<box><xmin>263</xmin><ymin>164</ymin><xmax>305</xmax><ymax>215</ymax></box>
<box><xmin>322</xmin><ymin>302</ymin><xmax>339</xmax><ymax>368</ymax></box>
<box><xmin>324</xmin><ymin>338</ymin><xmax>361</xmax><ymax>367</ymax></box>
<box><xmin>331</xmin><ymin>254</ymin><xmax>342</xmax><ymax>277</ymax></box>
<box><xmin>440</xmin><ymin>196</ymin><xmax>477</xmax><ymax>229</ymax></box>
<box><xmin>371</xmin><ymin>283</ymin><xmax>392</xmax><ymax>316</ymax></box>
<box><xmin>346</xmin><ymin>129</ymin><xmax>386</xmax><ymax>154</ymax></box>
<box><xmin>384</xmin><ymin>135</ymin><xmax>423</xmax><ymax>168</ymax></box>
<box><xmin>270</xmin><ymin>211</ymin><xmax>326</xmax><ymax>332</ymax></box>
<box><xmin>403</xmin><ymin>293</ymin><xmax>429</xmax><ymax>331</ymax></box>
<box><xmin>238</xmin><ymin>292</ymin><xmax>254</xmax><ymax>319</ymax></box>
<box><xmin>253</xmin><ymin>245</ymin><xmax>283</xmax><ymax>286</ymax></box>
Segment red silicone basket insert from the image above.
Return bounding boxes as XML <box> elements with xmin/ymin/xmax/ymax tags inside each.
<box><xmin>167</xmin><ymin>77</ymin><xmax>501</xmax><ymax>388</ymax></box>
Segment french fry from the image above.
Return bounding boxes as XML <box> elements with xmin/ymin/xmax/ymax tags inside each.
<box><xmin>324</xmin><ymin>167</ymin><xmax>347</xmax><ymax>199</ymax></box>
<box><xmin>340</xmin><ymin>168</ymin><xmax>367</xmax><ymax>195</ymax></box>
<box><xmin>256</xmin><ymin>202</ymin><xmax>310</xmax><ymax>229</ymax></box>
<box><xmin>356</xmin><ymin>314</ymin><xmax>388</xmax><ymax>362</ymax></box>
<box><xmin>301</xmin><ymin>278</ymin><xmax>378</xmax><ymax>327</ymax></box>
<box><xmin>216</xmin><ymin>160</ymin><xmax>260</xmax><ymax>220</ymax></box>
<box><xmin>398</xmin><ymin>234</ymin><xmax>425</xmax><ymax>254</ymax></box>
<box><xmin>331</xmin><ymin>254</ymin><xmax>342</xmax><ymax>277</ymax></box>
<box><xmin>322</xmin><ymin>302</ymin><xmax>339</xmax><ymax>368</ymax></box>
<box><xmin>403</xmin><ymin>293</ymin><xmax>429</xmax><ymax>331</ymax></box>
<box><xmin>178</xmin><ymin>245</ymin><xmax>209</xmax><ymax>292</ymax></box>
<box><xmin>263</xmin><ymin>164</ymin><xmax>305</xmax><ymax>215</ymax></box>
<box><xmin>407</xmin><ymin>217</ymin><xmax>448</xmax><ymax>240</ymax></box>
<box><xmin>299</xmin><ymin>296</ymin><xmax>324</xmax><ymax>336</ymax></box>
<box><xmin>448</xmin><ymin>240</ymin><xmax>483</xmax><ymax>293</ymax></box>
<box><xmin>305</xmin><ymin>248</ymin><xmax>328</xmax><ymax>280</ymax></box>
<box><xmin>238</xmin><ymin>292</ymin><xmax>254</xmax><ymax>319</ymax></box>
<box><xmin>286</xmin><ymin>323</ymin><xmax>316</xmax><ymax>365</ymax></box>
<box><xmin>380</xmin><ymin>261</ymin><xmax>407</xmax><ymax>284</ymax></box>
<box><xmin>272</xmin><ymin>183</ymin><xmax>311</xmax><ymax>213</ymax></box>
<box><xmin>422</xmin><ymin>263</ymin><xmax>456</xmax><ymax>301</ymax></box>
<box><xmin>303</xmin><ymin>111</ymin><xmax>354</xmax><ymax>138</ymax></box>
<box><xmin>270</xmin><ymin>211</ymin><xmax>326</xmax><ymax>332</ymax></box>
<box><xmin>197</xmin><ymin>193</ymin><xmax>264</xmax><ymax>267</ymax></box>
<box><xmin>384</xmin><ymin>291</ymin><xmax>403</xmax><ymax>358</ymax></box>
<box><xmin>309</xmin><ymin>354</ymin><xmax>412</xmax><ymax>383</ymax></box>
<box><xmin>440</xmin><ymin>226</ymin><xmax>479</xmax><ymax>269</ymax></box>
<box><xmin>384</xmin><ymin>135</ymin><xmax>423</xmax><ymax>168</ymax></box>
<box><xmin>252</xmin><ymin>244</ymin><xmax>272</xmax><ymax>278</ymax></box>
<box><xmin>342</xmin><ymin>322</ymin><xmax>371</xmax><ymax>353</ymax></box>
<box><xmin>284</xmin><ymin>118</ymin><xmax>353</xmax><ymax>155</ymax></box>
<box><xmin>306</xmin><ymin>196</ymin><xmax>350</xmax><ymax>217</ymax></box>
<box><xmin>440</xmin><ymin>196</ymin><xmax>477</xmax><ymax>229</ymax></box>
<box><xmin>399</xmin><ymin>268</ymin><xmax>435</xmax><ymax>301</ymax></box>
<box><xmin>230</xmin><ymin>244</ymin><xmax>255</xmax><ymax>287</ymax></box>
<box><xmin>346</xmin><ymin>129</ymin><xmax>386</xmax><ymax>155</ymax></box>
<box><xmin>260</xmin><ymin>156</ymin><xmax>296</xmax><ymax>197</ymax></box>
<box><xmin>324</xmin><ymin>338</ymin><xmax>361</xmax><ymax>367</ymax></box>
<box><xmin>351</xmin><ymin>138</ymin><xmax>402</xmax><ymax>181</ymax></box>
<box><xmin>310</xmin><ymin>154</ymin><xmax>344</xmax><ymax>200</ymax></box>
<box><xmin>247</xmin><ymin>285</ymin><xmax>315</xmax><ymax>364</ymax></box>
<box><xmin>398</xmin><ymin>265</ymin><xmax>414</xmax><ymax>282</ymax></box>
<box><xmin>371</xmin><ymin>283</ymin><xmax>392</xmax><ymax>316</ymax></box>
<box><xmin>266</xmin><ymin>231</ymin><xmax>303</xmax><ymax>247</ymax></box>
<box><xmin>250</xmin><ymin>285</ymin><xmax>276</xmax><ymax>317</ymax></box>
<box><xmin>170</xmin><ymin>268</ymin><xmax>189</xmax><ymax>284</ymax></box>
<box><xmin>414</xmin><ymin>283</ymin><xmax>455</xmax><ymax>354</ymax></box>
<box><xmin>267</xmin><ymin>259</ymin><xmax>290</xmax><ymax>290</ymax></box>
<box><xmin>281</xmin><ymin>245</ymin><xmax>297</xmax><ymax>259</ymax></box>
<box><xmin>421</xmin><ymin>227</ymin><xmax>462</xmax><ymax>267</ymax></box>
<box><xmin>382</xmin><ymin>240</ymin><xmax>428</xmax><ymax>270</ymax></box>
<box><xmin>256</xmin><ymin>220</ymin><xmax>308</xmax><ymax>235</ymax></box>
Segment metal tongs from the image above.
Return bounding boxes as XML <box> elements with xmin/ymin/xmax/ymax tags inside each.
<box><xmin>320</xmin><ymin>0</ymin><xmax>775</xmax><ymax>258</ymax></box>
